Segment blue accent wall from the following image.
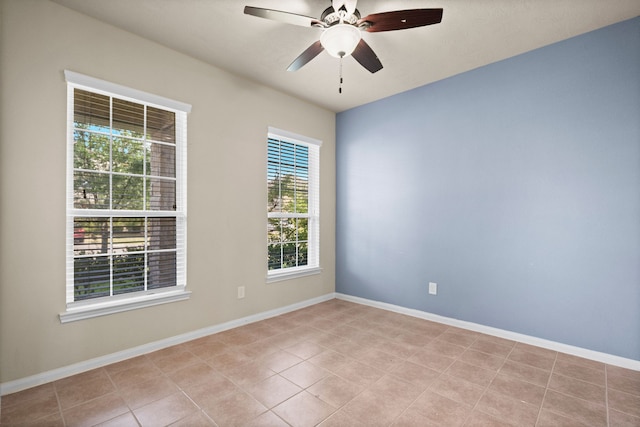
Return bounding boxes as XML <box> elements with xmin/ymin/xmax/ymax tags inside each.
<box><xmin>336</xmin><ymin>18</ymin><xmax>640</xmax><ymax>360</ymax></box>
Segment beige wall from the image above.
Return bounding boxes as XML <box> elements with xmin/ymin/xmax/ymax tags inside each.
<box><xmin>0</xmin><ymin>0</ymin><xmax>335</xmax><ymax>384</ymax></box>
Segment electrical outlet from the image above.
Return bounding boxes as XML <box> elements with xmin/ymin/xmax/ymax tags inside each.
<box><xmin>428</xmin><ymin>282</ymin><xmax>437</xmax><ymax>295</ymax></box>
<box><xmin>237</xmin><ymin>286</ymin><xmax>245</xmax><ymax>299</ymax></box>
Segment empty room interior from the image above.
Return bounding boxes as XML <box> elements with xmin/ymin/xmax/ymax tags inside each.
<box><xmin>0</xmin><ymin>0</ymin><xmax>639</xmax><ymax>426</ymax></box>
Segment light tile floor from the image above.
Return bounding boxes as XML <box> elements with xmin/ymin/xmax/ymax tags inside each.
<box><xmin>1</xmin><ymin>299</ymin><xmax>639</xmax><ymax>426</ymax></box>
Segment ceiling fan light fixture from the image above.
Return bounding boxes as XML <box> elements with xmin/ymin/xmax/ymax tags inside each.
<box><xmin>320</xmin><ymin>24</ymin><xmax>361</xmax><ymax>58</ymax></box>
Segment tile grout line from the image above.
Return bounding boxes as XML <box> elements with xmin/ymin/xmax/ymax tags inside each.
<box><xmin>407</xmin><ymin>327</ymin><xmax>451</xmax><ymax>424</ymax></box>
<box><xmin>397</xmin><ymin>330</ymin><xmax>447</xmax><ymax>426</ymax></box>
<box><xmin>52</xmin><ymin>376</ymin><xmax>67</xmax><ymax>427</ymax></box>
<box><xmin>533</xmin><ymin>348</ymin><xmax>558</xmax><ymax>426</ymax></box>
<box><xmin>291</xmin><ymin>316</ymin><xmax>378</xmax><ymax>425</ymax></box>
<box><xmin>103</xmin><ymin>365</ymin><xmax>142</xmax><ymax>427</ymax></box>
<box><xmin>309</xmin><ymin>333</ymin><xmax>394</xmax><ymax>425</ymax></box>
<box><xmin>222</xmin><ymin>322</ymin><xmax>353</xmax><ymax>425</ymax></box>
<box><xmin>316</xmin><ymin>317</ymin><xmax>438</xmax><ymax>426</ymax></box>
<box><xmin>462</xmin><ymin>336</ymin><xmax>513</xmax><ymax>426</ymax></box>
<box><xmin>389</xmin><ymin>373</ymin><xmax>440</xmax><ymax>426</ymax></box>
<box><xmin>177</xmin><ymin>387</ymin><xmax>216</xmax><ymax>426</ymax></box>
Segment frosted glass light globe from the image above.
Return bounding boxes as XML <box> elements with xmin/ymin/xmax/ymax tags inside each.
<box><xmin>320</xmin><ymin>24</ymin><xmax>362</xmax><ymax>58</ymax></box>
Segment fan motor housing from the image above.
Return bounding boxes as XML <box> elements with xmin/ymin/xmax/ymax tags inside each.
<box><xmin>320</xmin><ymin>6</ymin><xmax>360</xmax><ymax>26</ymax></box>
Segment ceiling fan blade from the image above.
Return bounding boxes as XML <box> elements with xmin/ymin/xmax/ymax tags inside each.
<box><xmin>344</xmin><ymin>0</ymin><xmax>357</xmax><ymax>14</ymax></box>
<box><xmin>358</xmin><ymin>8</ymin><xmax>443</xmax><ymax>32</ymax></box>
<box><xmin>244</xmin><ymin>6</ymin><xmax>323</xmax><ymax>28</ymax></box>
<box><xmin>351</xmin><ymin>39</ymin><xmax>383</xmax><ymax>73</ymax></box>
<box><xmin>287</xmin><ymin>41</ymin><xmax>325</xmax><ymax>71</ymax></box>
<box><xmin>332</xmin><ymin>0</ymin><xmax>345</xmax><ymax>12</ymax></box>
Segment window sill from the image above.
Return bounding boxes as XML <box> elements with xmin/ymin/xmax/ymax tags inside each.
<box><xmin>267</xmin><ymin>267</ymin><xmax>322</xmax><ymax>283</ymax></box>
<box><xmin>59</xmin><ymin>288</ymin><xmax>191</xmax><ymax>323</ymax></box>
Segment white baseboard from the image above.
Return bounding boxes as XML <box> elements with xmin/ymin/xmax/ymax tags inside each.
<box><xmin>335</xmin><ymin>293</ymin><xmax>640</xmax><ymax>371</ymax></box>
<box><xmin>3</xmin><ymin>291</ymin><xmax>637</xmax><ymax>396</ymax></box>
<box><xmin>0</xmin><ymin>293</ymin><xmax>335</xmax><ymax>396</ymax></box>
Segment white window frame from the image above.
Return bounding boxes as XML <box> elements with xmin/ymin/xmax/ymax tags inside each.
<box><xmin>267</xmin><ymin>127</ymin><xmax>321</xmax><ymax>283</ymax></box>
<box><xmin>60</xmin><ymin>70</ymin><xmax>191</xmax><ymax>323</ymax></box>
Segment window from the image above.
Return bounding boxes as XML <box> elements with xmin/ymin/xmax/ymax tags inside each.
<box><xmin>62</xmin><ymin>71</ymin><xmax>191</xmax><ymax>323</ymax></box>
<box><xmin>267</xmin><ymin>127</ymin><xmax>321</xmax><ymax>281</ymax></box>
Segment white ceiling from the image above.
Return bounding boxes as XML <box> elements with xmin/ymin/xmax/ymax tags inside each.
<box><xmin>52</xmin><ymin>0</ymin><xmax>639</xmax><ymax>112</ymax></box>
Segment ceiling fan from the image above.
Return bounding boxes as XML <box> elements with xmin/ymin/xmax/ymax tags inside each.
<box><xmin>244</xmin><ymin>0</ymin><xmax>443</xmax><ymax>74</ymax></box>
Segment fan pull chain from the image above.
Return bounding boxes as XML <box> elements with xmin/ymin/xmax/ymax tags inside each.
<box><xmin>339</xmin><ymin>56</ymin><xmax>343</xmax><ymax>94</ymax></box>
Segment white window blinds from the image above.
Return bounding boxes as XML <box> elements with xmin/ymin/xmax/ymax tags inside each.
<box><xmin>267</xmin><ymin>127</ymin><xmax>320</xmax><ymax>279</ymax></box>
<box><xmin>64</xmin><ymin>71</ymin><xmax>189</xmax><ymax>309</ymax></box>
